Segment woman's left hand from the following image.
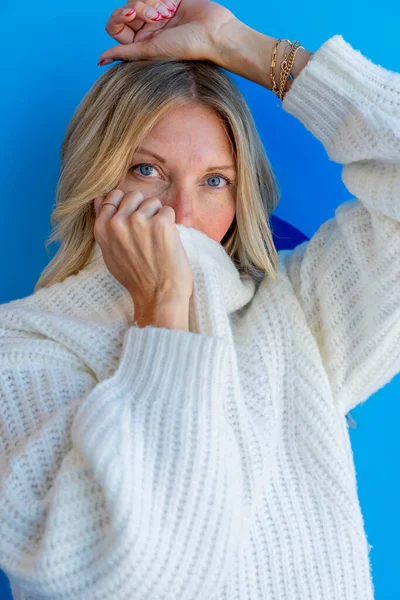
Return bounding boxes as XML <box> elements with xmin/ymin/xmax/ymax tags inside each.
<box><xmin>98</xmin><ymin>0</ymin><xmax>238</xmax><ymax>65</ymax></box>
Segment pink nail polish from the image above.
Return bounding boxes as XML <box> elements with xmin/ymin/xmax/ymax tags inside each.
<box><xmin>151</xmin><ymin>12</ymin><xmax>163</xmax><ymax>20</ymax></box>
<box><xmin>125</xmin><ymin>8</ymin><xmax>135</xmax><ymax>15</ymax></box>
<box><xmin>98</xmin><ymin>58</ymin><xmax>113</xmax><ymax>66</ymax></box>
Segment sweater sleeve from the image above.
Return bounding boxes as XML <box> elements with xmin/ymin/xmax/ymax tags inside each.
<box><xmin>0</xmin><ymin>323</ymin><xmax>247</xmax><ymax>600</ymax></box>
<box><xmin>280</xmin><ymin>34</ymin><xmax>400</xmax><ymax>416</ymax></box>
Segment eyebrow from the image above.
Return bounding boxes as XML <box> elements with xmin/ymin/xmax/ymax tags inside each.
<box><xmin>136</xmin><ymin>146</ymin><xmax>236</xmax><ymax>172</ymax></box>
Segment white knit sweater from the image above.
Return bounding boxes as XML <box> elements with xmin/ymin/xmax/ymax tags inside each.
<box><xmin>1</xmin><ymin>34</ymin><xmax>399</xmax><ymax>600</ymax></box>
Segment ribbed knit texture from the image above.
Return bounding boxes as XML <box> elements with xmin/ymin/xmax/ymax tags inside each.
<box><xmin>1</xmin><ymin>34</ymin><xmax>399</xmax><ymax>600</ymax></box>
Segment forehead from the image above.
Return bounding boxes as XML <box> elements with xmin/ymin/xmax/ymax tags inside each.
<box><xmin>139</xmin><ymin>104</ymin><xmax>235</xmax><ymax>159</ymax></box>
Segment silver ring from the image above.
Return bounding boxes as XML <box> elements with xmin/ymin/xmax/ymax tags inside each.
<box><xmin>101</xmin><ymin>202</ymin><xmax>118</xmax><ymax>211</ymax></box>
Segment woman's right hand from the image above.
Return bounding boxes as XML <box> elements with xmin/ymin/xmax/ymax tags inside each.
<box><xmin>93</xmin><ymin>189</ymin><xmax>193</xmax><ymax>326</ymax></box>
<box><xmin>99</xmin><ymin>0</ymin><xmax>237</xmax><ymax>64</ymax></box>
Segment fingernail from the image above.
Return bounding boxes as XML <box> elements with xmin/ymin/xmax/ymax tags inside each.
<box><xmin>98</xmin><ymin>58</ymin><xmax>113</xmax><ymax>66</ymax></box>
<box><xmin>145</xmin><ymin>6</ymin><xmax>161</xmax><ymax>18</ymax></box>
<box><xmin>164</xmin><ymin>0</ymin><xmax>176</xmax><ymax>9</ymax></box>
<box><xmin>124</xmin><ymin>8</ymin><xmax>135</xmax><ymax>16</ymax></box>
<box><xmin>156</xmin><ymin>4</ymin><xmax>171</xmax><ymax>16</ymax></box>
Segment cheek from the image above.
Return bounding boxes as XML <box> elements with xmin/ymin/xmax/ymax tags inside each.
<box><xmin>119</xmin><ymin>176</ymin><xmax>165</xmax><ymax>195</ymax></box>
<box><xmin>204</xmin><ymin>193</ymin><xmax>234</xmax><ymax>216</ymax></box>
<box><xmin>200</xmin><ymin>197</ymin><xmax>236</xmax><ymax>242</ymax></box>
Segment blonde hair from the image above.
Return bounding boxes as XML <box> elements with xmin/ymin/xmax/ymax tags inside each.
<box><xmin>34</xmin><ymin>59</ymin><xmax>281</xmax><ymax>292</ymax></box>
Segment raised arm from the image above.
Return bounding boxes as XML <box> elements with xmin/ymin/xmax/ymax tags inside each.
<box><xmin>215</xmin><ymin>27</ymin><xmax>400</xmax><ymax>416</ymax></box>
<box><xmin>209</xmin><ymin>19</ymin><xmax>314</xmax><ymax>94</ymax></box>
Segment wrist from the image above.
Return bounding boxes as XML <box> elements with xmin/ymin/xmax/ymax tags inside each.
<box><xmin>133</xmin><ymin>294</ymin><xmax>190</xmax><ymax>332</ymax></box>
<box><xmin>211</xmin><ymin>20</ymin><xmax>312</xmax><ymax>92</ymax></box>
<box><xmin>210</xmin><ymin>19</ymin><xmax>272</xmax><ymax>86</ymax></box>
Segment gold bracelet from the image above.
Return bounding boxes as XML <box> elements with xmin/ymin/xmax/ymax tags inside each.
<box><xmin>271</xmin><ymin>38</ymin><xmax>304</xmax><ymax>102</ymax></box>
<box><xmin>279</xmin><ymin>41</ymin><xmax>303</xmax><ymax>101</ymax></box>
<box><xmin>278</xmin><ymin>40</ymin><xmax>301</xmax><ymax>100</ymax></box>
<box><xmin>270</xmin><ymin>38</ymin><xmax>290</xmax><ymax>97</ymax></box>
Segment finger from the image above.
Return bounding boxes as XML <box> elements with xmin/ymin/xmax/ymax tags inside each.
<box><xmin>93</xmin><ymin>196</ymin><xmax>104</xmax><ymax>217</ymax></box>
<box><xmin>135</xmin><ymin>197</ymin><xmax>164</xmax><ymax>218</ymax></box>
<box><xmin>105</xmin><ymin>6</ymin><xmax>138</xmax><ymax>44</ymax></box>
<box><xmin>105</xmin><ymin>0</ymin><xmax>173</xmax><ymax>43</ymax></box>
<box><xmin>123</xmin><ymin>0</ymin><xmax>179</xmax><ymax>38</ymax></box>
<box><xmin>98</xmin><ymin>37</ymin><xmax>160</xmax><ymax>65</ymax></box>
<box><xmin>117</xmin><ymin>190</ymin><xmax>153</xmax><ymax>217</ymax></box>
<box><xmin>95</xmin><ymin>189</ymin><xmax>125</xmax><ymax>224</ymax></box>
<box><xmin>131</xmin><ymin>0</ymin><xmax>175</xmax><ymax>22</ymax></box>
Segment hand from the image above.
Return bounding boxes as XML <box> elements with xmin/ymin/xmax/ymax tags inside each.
<box><xmin>93</xmin><ymin>189</ymin><xmax>193</xmax><ymax>314</ymax></box>
<box><xmin>98</xmin><ymin>0</ymin><xmax>238</xmax><ymax>65</ymax></box>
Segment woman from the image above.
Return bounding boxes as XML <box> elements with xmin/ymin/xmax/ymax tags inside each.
<box><xmin>1</xmin><ymin>1</ymin><xmax>399</xmax><ymax>599</ymax></box>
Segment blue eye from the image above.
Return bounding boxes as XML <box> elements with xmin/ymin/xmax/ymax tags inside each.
<box><xmin>130</xmin><ymin>162</ymin><xmax>233</xmax><ymax>188</ymax></box>
<box><xmin>207</xmin><ymin>175</ymin><xmax>227</xmax><ymax>188</ymax></box>
<box><xmin>135</xmin><ymin>164</ymin><xmax>156</xmax><ymax>177</ymax></box>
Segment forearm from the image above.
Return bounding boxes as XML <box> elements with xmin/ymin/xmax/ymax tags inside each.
<box><xmin>212</xmin><ymin>19</ymin><xmax>313</xmax><ymax>93</ymax></box>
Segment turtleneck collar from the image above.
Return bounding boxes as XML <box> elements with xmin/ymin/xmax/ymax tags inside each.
<box><xmin>0</xmin><ymin>226</ymin><xmax>257</xmax><ymax>381</ymax></box>
<box><xmin>85</xmin><ymin>225</ymin><xmax>256</xmax><ymax>339</ymax></box>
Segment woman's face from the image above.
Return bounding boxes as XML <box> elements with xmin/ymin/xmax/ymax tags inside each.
<box><xmin>118</xmin><ymin>103</ymin><xmax>237</xmax><ymax>243</ymax></box>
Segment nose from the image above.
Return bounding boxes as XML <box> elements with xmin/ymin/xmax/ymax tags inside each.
<box><xmin>161</xmin><ymin>186</ymin><xmax>194</xmax><ymax>228</ymax></box>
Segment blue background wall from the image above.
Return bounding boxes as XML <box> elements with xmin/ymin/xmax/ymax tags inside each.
<box><xmin>1</xmin><ymin>1</ymin><xmax>399</xmax><ymax>598</ymax></box>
